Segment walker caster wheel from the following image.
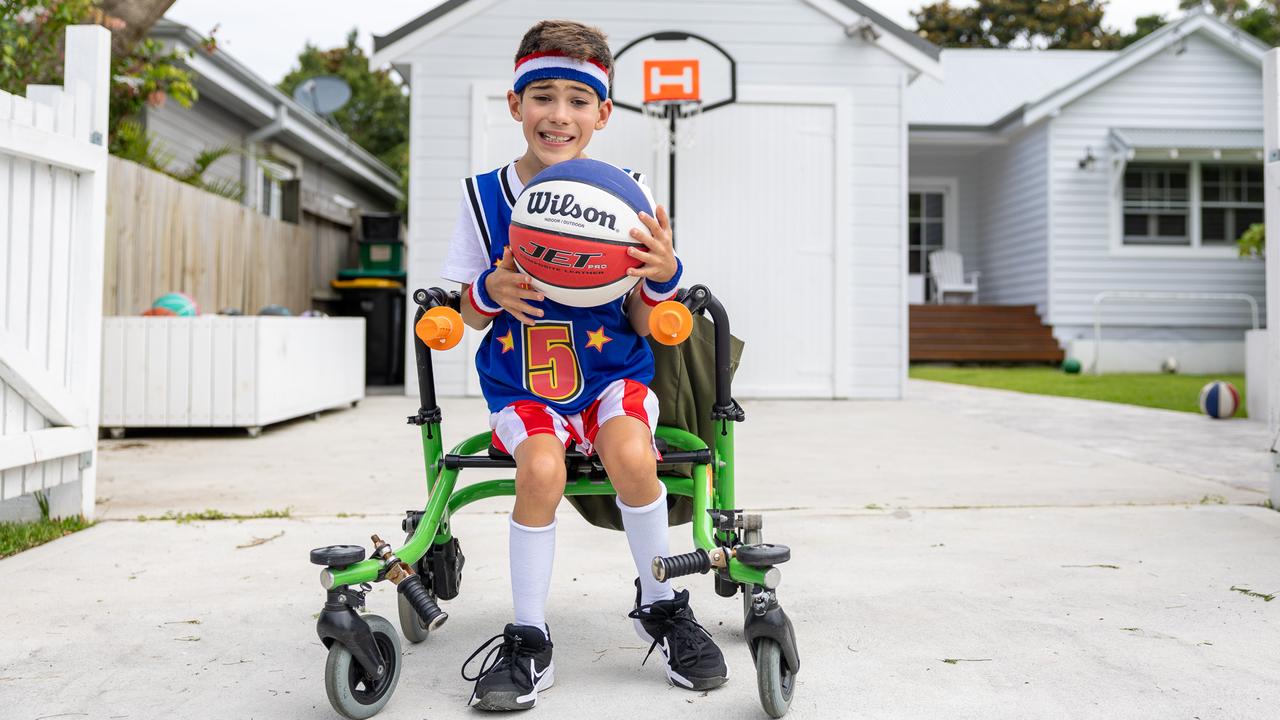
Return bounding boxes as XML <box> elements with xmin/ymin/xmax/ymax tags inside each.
<box><xmin>246</xmin><ymin>426</ymin><xmax>262</xmax><ymax>438</ymax></box>
<box><xmin>755</xmin><ymin>638</ymin><xmax>795</xmax><ymax>718</ymax></box>
<box><xmin>324</xmin><ymin>614</ymin><xmax>402</xmax><ymax>719</ymax></box>
<box><xmin>397</xmin><ymin>588</ymin><xmax>437</xmax><ymax>644</ymax></box>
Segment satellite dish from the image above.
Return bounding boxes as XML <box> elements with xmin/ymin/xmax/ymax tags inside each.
<box><xmin>292</xmin><ymin>75</ymin><xmax>352</xmax><ymax>115</ymax></box>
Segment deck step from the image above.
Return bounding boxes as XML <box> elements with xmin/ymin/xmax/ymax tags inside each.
<box><xmin>909</xmin><ymin>304</ymin><xmax>1063</xmax><ymax>363</ymax></box>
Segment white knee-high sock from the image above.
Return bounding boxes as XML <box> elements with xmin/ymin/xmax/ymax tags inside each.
<box><xmin>510</xmin><ymin>516</ymin><xmax>556</xmax><ymax>638</ymax></box>
<box><xmin>618</xmin><ymin>485</ymin><xmax>676</xmax><ymax>606</ymax></box>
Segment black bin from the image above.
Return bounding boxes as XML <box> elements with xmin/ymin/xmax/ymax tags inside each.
<box><xmin>332</xmin><ymin>278</ymin><xmax>405</xmax><ymax>386</ymax></box>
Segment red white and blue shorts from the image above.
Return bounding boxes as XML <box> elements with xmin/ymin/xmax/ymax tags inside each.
<box><xmin>490</xmin><ymin>378</ymin><xmax>660</xmax><ymax>457</ymax></box>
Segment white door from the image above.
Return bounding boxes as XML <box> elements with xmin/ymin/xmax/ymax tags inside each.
<box><xmin>674</xmin><ymin>102</ymin><xmax>837</xmax><ymax>397</ymax></box>
<box><xmin>477</xmin><ymin>93</ymin><xmax>839</xmax><ymax>398</ymax></box>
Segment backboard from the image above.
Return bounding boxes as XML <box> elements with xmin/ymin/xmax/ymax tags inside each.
<box><xmin>612</xmin><ymin>31</ymin><xmax>736</xmax><ymax>117</ymax></box>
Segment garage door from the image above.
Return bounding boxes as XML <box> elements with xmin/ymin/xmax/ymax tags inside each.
<box><xmin>478</xmin><ymin>94</ymin><xmax>837</xmax><ymax>398</ymax></box>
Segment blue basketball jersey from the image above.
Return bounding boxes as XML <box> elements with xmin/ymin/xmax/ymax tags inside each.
<box><xmin>463</xmin><ymin>165</ymin><xmax>654</xmax><ymax>415</ymax></box>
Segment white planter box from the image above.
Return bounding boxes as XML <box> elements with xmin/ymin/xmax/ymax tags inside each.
<box><xmin>101</xmin><ymin>317</ymin><xmax>365</xmax><ymax>434</ymax></box>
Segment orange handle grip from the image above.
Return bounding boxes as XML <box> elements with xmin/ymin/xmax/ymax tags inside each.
<box><xmin>415</xmin><ymin>306</ymin><xmax>465</xmax><ymax>350</ymax></box>
<box><xmin>648</xmin><ymin>300</ymin><xmax>693</xmax><ymax>346</ymax></box>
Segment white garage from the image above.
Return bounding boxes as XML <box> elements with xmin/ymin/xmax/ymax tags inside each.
<box><xmin>373</xmin><ymin>0</ymin><xmax>941</xmax><ymax>400</ymax></box>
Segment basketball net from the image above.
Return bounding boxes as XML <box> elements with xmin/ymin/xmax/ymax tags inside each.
<box><xmin>643</xmin><ymin>100</ymin><xmax>703</xmax><ymax>152</ymax></box>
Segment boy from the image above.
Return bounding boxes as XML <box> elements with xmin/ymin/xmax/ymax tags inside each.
<box><xmin>440</xmin><ymin>19</ymin><xmax>729</xmax><ymax>712</ymax></box>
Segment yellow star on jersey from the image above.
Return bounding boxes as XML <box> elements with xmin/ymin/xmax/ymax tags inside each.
<box><xmin>497</xmin><ymin>330</ymin><xmax>514</xmax><ymax>354</ymax></box>
<box><xmin>585</xmin><ymin>326</ymin><xmax>612</xmax><ymax>352</ymax></box>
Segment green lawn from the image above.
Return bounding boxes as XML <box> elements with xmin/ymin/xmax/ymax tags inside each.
<box><xmin>0</xmin><ymin>515</ymin><xmax>93</xmax><ymax>559</ymax></box>
<box><xmin>910</xmin><ymin>366</ymin><xmax>1247</xmax><ymax>417</ymax></box>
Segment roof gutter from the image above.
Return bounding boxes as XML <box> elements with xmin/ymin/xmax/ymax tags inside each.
<box><xmin>150</xmin><ymin>20</ymin><xmax>403</xmax><ymax>203</ymax></box>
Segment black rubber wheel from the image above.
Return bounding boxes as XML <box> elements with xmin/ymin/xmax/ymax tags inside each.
<box><xmin>755</xmin><ymin>638</ymin><xmax>795</xmax><ymax>719</ymax></box>
<box><xmin>397</xmin><ymin>588</ymin><xmax>434</xmax><ymax>644</ymax></box>
<box><xmin>324</xmin><ymin>614</ymin><xmax>402</xmax><ymax>719</ymax></box>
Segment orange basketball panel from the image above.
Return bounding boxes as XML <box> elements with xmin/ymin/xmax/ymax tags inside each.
<box><xmin>643</xmin><ymin>59</ymin><xmax>701</xmax><ymax>103</ymax></box>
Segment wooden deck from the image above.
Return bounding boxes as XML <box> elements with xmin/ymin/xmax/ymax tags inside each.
<box><xmin>909</xmin><ymin>304</ymin><xmax>1064</xmax><ymax>363</ymax></box>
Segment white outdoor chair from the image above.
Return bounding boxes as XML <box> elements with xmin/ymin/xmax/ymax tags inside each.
<box><xmin>928</xmin><ymin>249</ymin><xmax>981</xmax><ymax>304</ymax></box>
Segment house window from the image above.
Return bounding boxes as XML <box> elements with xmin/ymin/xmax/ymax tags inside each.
<box><xmin>1121</xmin><ymin>161</ymin><xmax>1262</xmax><ymax>249</ymax></box>
<box><xmin>259</xmin><ymin>158</ymin><xmax>301</xmax><ymax>223</ymax></box>
<box><xmin>909</xmin><ymin>191</ymin><xmax>945</xmax><ymax>301</ymax></box>
<box><xmin>1200</xmin><ymin>164</ymin><xmax>1263</xmax><ymax>246</ymax></box>
<box><xmin>1123</xmin><ymin>164</ymin><xmax>1189</xmax><ymax>245</ymax></box>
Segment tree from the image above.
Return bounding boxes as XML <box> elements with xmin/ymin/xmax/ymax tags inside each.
<box><xmin>913</xmin><ymin>0</ymin><xmax>1125</xmax><ymax>49</ymax></box>
<box><xmin>0</xmin><ymin>1</ymin><xmax>199</xmax><ymax>151</ymax></box>
<box><xmin>95</xmin><ymin>0</ymin><xmax>178</xmax><ymax>56</ymax></box>
<box><xmin>1121</xmin><ymin>14</ymin><xmax>1169</xmax><ymax>46</ymax></box>
<box><xmin>278</xmin><ymin>30</ymin><xmax>409</xmax><ymax>185</ymax></box>
<box><xmin>1126</xmin><ymin>2</ymin><xmax>1280</xmax><ymax>47</ymax></box>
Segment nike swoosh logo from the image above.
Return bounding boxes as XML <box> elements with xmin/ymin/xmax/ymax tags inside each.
<box><xmin>530</xmin><ymin>659</ymin><xmax>549</xmax><ymax>684</ymax></box>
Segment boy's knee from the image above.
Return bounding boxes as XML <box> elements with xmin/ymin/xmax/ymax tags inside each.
<box><xmin>610</xmin><ymin>436</ymin><xmax>655</xmax><ymax>474</ymax></box>
<box><xmin>515</xmin><ymin>441</ymin><xmax>566</xmax><ymax>500</ymax></box>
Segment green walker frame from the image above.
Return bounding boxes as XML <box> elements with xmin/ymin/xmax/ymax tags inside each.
<box><xmin>310</xmin><ymin>285</ymin><xmax>798</xmax><ymax>720</ymax></box>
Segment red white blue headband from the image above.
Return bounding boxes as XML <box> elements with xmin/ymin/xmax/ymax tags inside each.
<box><xmin>514</xmin><ymin>51</ymin><xmax>610</xmax><ymax>101</ymax></box>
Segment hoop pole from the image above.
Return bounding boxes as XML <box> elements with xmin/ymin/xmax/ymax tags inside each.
<box><xmin>669</xmin><ymin>109</ymin><xmax>678</xmax><ymax>250</ymax></box>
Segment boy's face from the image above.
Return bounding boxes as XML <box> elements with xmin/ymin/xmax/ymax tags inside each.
<box><xmin>508</xmin><ymin>78</ymin><xmax>612</xmax><ymax>169</ymax></box>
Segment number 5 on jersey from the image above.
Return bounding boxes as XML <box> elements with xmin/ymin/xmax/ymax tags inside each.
<box><xmin>523</xmin><ymin>322</ymin><xmax>583</xmax><ymax>403</ymax></box>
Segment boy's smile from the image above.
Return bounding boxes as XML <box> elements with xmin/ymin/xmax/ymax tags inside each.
<box><xmin>509</xmin><ymin>78</ymin><xmax>612</xmax><ymax>180</ymax></box>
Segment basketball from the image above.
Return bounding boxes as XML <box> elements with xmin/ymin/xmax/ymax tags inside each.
<box><xmin>1199</xmin><ymin>380</ymin><xmax>1240</xmax><ymax>419</ymax></box>
<box><xmin>509</xmin><ymin>159</ymin><xmax>652</xmax><ymax>307</ymax></box>
<box><xmin>149</xmin><ymin>292</ymin><xmax>198</xmax><ymax>317</ymax></box>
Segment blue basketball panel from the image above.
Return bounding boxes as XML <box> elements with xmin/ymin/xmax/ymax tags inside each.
<box><xmin>524</xmin><ymin>158</ymin><xmax>652</xmax><ymax>214</ymax></box>
<box><xmin>1202</xmin><ymin>384</ymin><xmax>1221</xmax><ymax>417</ymax></box>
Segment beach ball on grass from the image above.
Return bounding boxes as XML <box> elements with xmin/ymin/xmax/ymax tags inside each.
<box><xmin>1199</xmin><ymin>381</ymin><xmax>1240</xmax><ymax>419</ymax></box>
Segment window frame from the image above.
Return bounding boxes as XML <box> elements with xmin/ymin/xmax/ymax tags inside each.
<box><xmin>908</xmin><ymin>177</ymin><xmax>959</xmax><ymax>303</ymax></box>
<box><xmin>1111</xmin><ymin>157</ymin><xmax>1257</xmax><ymax>258</ymax></box>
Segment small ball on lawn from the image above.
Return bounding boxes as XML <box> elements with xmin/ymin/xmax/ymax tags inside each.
<box><xmin>1199</xmin><ymin>380</ymin><xmax>1239</xmax><ymax>419</ymax></box>
<box><xmin>1062</xmin><ymin>358</ymin><xmax>1082</xmax><ymax>374</ymax></box>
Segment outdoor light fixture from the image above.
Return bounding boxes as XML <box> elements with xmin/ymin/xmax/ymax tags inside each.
<box><xmin>1078</xmin><ymin>147</ymin><xmax>1097</xmax><ymax>170</ymax></box>
<box><xmin>846</xmin><ymin>18</ymin><xmax>881</xmax><ymax>42</ymax></box>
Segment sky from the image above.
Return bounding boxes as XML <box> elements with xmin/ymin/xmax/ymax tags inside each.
<box><xmin>166</xmin><ymin>0</ymin><xmax>1186</xmax><ymax>86</ymax></box>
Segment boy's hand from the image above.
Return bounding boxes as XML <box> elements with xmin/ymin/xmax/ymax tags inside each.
<box><xmin>487</xmin><ymin>247</ymin><xmax>545</xmax><ymax>325</ymax></box>
<box><xmin>626</xmin><ymin>205</ymin><xmax>678</xmax><ymax>284</ymax></box>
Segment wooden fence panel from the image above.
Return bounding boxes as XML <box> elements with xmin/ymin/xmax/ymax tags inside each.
<box><xmin>104</xmin><ymin>156</ymin><xmax>312</xmax><ymax>316</ymax></box>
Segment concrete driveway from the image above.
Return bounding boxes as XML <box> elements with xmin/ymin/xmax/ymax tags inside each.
<box><xmin>2</xmin><ymin>380</ymin><xmax>1278</xmax><ymax>719</ymax></box>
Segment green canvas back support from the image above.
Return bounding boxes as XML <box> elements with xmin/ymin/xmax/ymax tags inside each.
<box><xmin>565</xmin><ymin>313</ymin><xmax>744</xmax><ymax>530</ymax></box>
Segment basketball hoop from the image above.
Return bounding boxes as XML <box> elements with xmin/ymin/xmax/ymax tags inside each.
<box><xmin>614</xmin><ymin>30</ymin><xmax>735</xmax><ymax>153</ymax></box>
<box><xmin>612</xmin><ymin>31</ymin><xmax>736</xmax><ymax>243</ymax></box>
<box><xmin>642</xmin><ymin>99</ymin><xmax>703</xmax><ymax>151</ymax></box>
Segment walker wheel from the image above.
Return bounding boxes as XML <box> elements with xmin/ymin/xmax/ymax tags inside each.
<box><xmin>310</xmin><ymin>545</ymin><xmax>366</xmax><ymax>568</ymax></box>
<box><xmin>324</xmin><ymin>614</ymin><xmax>402</xmax><ymax>719</ymax></box>
<box><xmin>755</xmin><ymin>638</ymin><xmax>796</xmax><ymax>718</ymax></box>
<box><xmin>415</xmin><ymin>306</ymin><xmax>464</xmax><ymax>350</ymax></box>
<box><xmin>736</xmin><ymin>543</ymin><xmax>791</xmax><ymax>567</ymax></box>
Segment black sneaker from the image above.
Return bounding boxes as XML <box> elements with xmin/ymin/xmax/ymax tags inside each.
<box><xmin>462</xmin><ymin>623</ymin><xmax>555</xmax><ymax>711</ymax></box>
<box><xmin>628</xmin><ymin>579</ymin><xmax>729</xmax><ymax>690</ymax></box>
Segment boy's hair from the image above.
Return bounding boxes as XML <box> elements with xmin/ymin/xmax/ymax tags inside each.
<box><xmin>515</xmin><ymin>20</ymin><xmax>614</xmax><ymax>87</ymax></box>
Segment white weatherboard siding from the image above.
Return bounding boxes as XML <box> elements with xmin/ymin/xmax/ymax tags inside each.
<box><xmin>145</xmin><ymin>97</ymin><xmax>251</xmax><ymax>188</ymax></box>
<box><xmin>403</xmin><ymin>0</ymin><xmax>910</xmax><ymax>399</ymax></box>
<box><xmin>976</xmin><ymin>123</ymin><xmax>1050</xmax><ymax>311</ymax></box>
<box><xmin>1049</xmin><ymin>33</ymin><xmax>1267</xmax><ymax>340</ymax></box>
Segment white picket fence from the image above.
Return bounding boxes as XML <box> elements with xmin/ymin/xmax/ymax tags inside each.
<box><xmin>0</xmin><ymin>26</ymin><xmax>111</xmax><ymax>520</ymax></box>
<box><xmin>1267</xmin><ymin>52</ymin><xmax>1280</xmax><ymax>456</ymax></box>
